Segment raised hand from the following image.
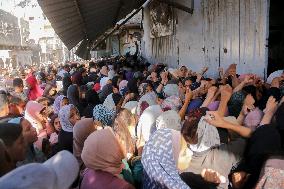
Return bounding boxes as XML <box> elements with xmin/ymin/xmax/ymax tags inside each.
<box><xmin>264</xmin><ymin>96</ymin><xmax>278</xmax><ymax>114</ymax></box>
<box><xmin>201</xmin><ymin>168</ymin><xmax>226</xmax><ymax>184</ymax></box>
<box><xmin>204</xmin><ymin>111</ymin><xmax>226</xmax><ymax>128</ymax></box>
<box><xmin>220</xmin><ymin>85</ymin><xmax>233</xmax><ymax>102</ymax></box>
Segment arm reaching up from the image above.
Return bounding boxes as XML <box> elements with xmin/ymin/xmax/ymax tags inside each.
<box><xmin>205</xmin><ymin>111</ymin><xmax>252</xmax><ymax>138</ymax></box>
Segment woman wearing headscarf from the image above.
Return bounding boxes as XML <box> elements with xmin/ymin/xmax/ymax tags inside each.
<box><xmin>24</xmin><ymin>101</ymin><xmax>46</xmax><ymax>135</ymax></box>
<box><xmin>0</xmin><ymin>123</ymin><xmax>27</xmax><ymax>175</ymax></box>
<box><xmin>9</xmin><ymin>117</ymin><xmax>46</xmax><ymax>166</ymax></box>
<box><xmin>47</xmin><ymin>114</ymin><xmax>61</xmax><ymax>156</ymax></box>
<box><xmin>73</xmin><ymin>118</ymin><xmax>98</xmax><ymax>165</ymax></box>
<box><xmin>67</xmin><ymin>84</ymin><xmax>84</xmax><ymax>115</ymax></box>
<box><xmin>42</xmin><ymin>82</ymin><xmax>57</xmax><ymax>101</ymax></box>
<box><xmin>82</xmin><ymin>89</ymin><xmax>101</xmax><ymax>118</ymax></box>
<box><xmin>63</xmin><ymin>74</ymin><xmax>72</xmax><ymax>96</ymax></box>
<box><xmin>53</xmin><ymin>95</ymin><xmax>69</xmax><ymax>114</ymax></box>
<box><xmin>137</xmin><ymin>91</ymin><xmax>157</xmax><ymax>117</ymax></box>
<box><xmin>137</xmin><ymin>105</ymin><xmax>163</xmax><ymax>144</ymax></box>
<box><xmin>58</xmin><ymin>104</ymin><xmax>80</xmax><ymax>153</ymax></box>
<box><xmin>99</xmin><ymin>83</ymin><xmax>113</xmax><ymax>103</ymax></box>
<box><xmin>142</xmin><ymin>128</ymin><xmax>191</xmax><ymax>189</ymax></box>
<box><xmin>26</xmin><ymin>75</ymin><xmax>43</xmax><ymax>101</ymax></box>
<box><xmin>81</xmin><ymin>127</ymin><xmax>135</xmax><ymax>189</ymax></box>
<box><xmin>92</xmin><ymin>104</ymin><xmax>115</xmax><ymax>128</ymax></box>
<box><xmin>0</xmin><ymin>150</ymin><xmax>79</xmax><ymax>189</ymax></box>
<box><xmin>103</xmin><ymin>93</ymin><xmax>122</xmax><ymax>111</ymax></box>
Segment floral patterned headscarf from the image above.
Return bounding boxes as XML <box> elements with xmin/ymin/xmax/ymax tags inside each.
<box><xmin>53</xmin><ymin>95</ymin><xmax>67</xmax><ymax>114</ymax></box>
<box><xmin>59</xmin><ymin>104</ymin><xmax>76</xmax><ymax>132</ymax></box>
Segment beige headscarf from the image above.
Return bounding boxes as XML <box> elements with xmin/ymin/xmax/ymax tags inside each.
<box><xmin>81</xmin><ymin>127</ymin><xmax>125</xmax><ymax>176</ymax></box>
<box><xmin>73</xmin><ymin>118</ymin><xmax>97</xmax><ymax>164</ymax></box>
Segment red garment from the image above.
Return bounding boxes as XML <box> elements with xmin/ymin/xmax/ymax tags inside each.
<box><xmin>81</xmin><ymin>169</ymin><xmax>134</xmax><ymax>189</ymax></box>
<box><xmin>26</xmin><ymin>76</ymin><xmax>43</xmax><ymax>101</ymax></box>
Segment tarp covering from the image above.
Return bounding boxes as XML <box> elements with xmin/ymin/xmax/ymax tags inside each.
<box><xmin>38</xmin><ymin>0</ymin><xmax>146</xmax><ymax>59</ymax></box>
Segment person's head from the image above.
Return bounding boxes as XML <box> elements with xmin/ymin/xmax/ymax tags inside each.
<box><xmin>46</xmin><ymin>70</ymin><xmax>56</xmax><ymax>81</ymax></box>
<box><xmin>93</xmin><ymin>104</ymin><xmax>115</xmax><ymax>127</ymax></box>
<box><xmin>183</xmin><ymin>77</ymin><xmax>193</xmax><ymax>89</ymax></box>
<box><xmin>179</xmin><ymin>66</ymin><xmax>188</xmax><ymax>77</ymax></box>
<box><xmin>53</xmin><ymin>95</ymin><xmax>69</xmax><ymax>114</ymax></box>
<box><xmin>113</xmin><ymin>109</ymin><xmax>136</xmax><ymax>154</ymax></box>
<box><xmin>63</xmin><ymin>64</ymin><xmax>70</xmax><ymax>72</ymax></box>
<box><xmin>25</xmin><ymin>101</ymin><xmax>46</xmax><ymax>124</ymax></box>
<box><xmin>8</xmin><ymin>96</ymin><xmax>26</xmax><ymax>116</ymax></box>
<box><xmin>0</xmin><ymin>91</ymin><xmax>9</xmax><ymax>117</ymax></box>
<box><xmin>49</xmin><ymin>114</ymin><xmax>61</xmax><ymax>133</ymax></box>
<box><xmin>79</xmin><ymin>68</ymin><xmax>87</xmax><ymax>77</ymax></box>
<box><xmin>0</xmin><ymin>123</ymin><xmax>26</xmax><ymax>163</ymax></box>
<box><xmin>160</xmin><ymin>70</ymin><xmax>168</xmax><ymax>80</ymax></box>
<box><xmin>26</xmin><ymin>75</ymin><xmax>37</xmax><ymax>89</ymax></box>
<box><xmin>181</xmin><ymin>107</ymin><xmax>208</xmax><ymax>145</ymax></box>
<box><xmin>100</xmin><ymin>66</ymin><xmax>109</xmax><ymax>76</ymax></box>
<box><xmin>150</xmin><ymin>72</ymin><xmax>158</xmax><ymax>81</ymax></box>
<box><xmin>61</xmin><ymin>97</ymin><xmax>69</xmax><ymax>107</ymax></box>
<box><xmin>36</xmin><ymin>97</ymin><xmax>50</xmax><ymax>108</ymax></box>
<box><xmin>81</xmin><ymin>127</ymin><xmax>125</xmax><ymax>176</ymax></box>
<box><xmin>59</xmin><ymin>104</ymin><xmax>80</xmax><ymax>132</ymax></box>
<box><xmin>0</xmin><ymin>139</ymin><xmax>14</xmax><ymax>176</ymax></box>
<box><xmin>0</xmin><ymin>150</ymin><xmax>79</xmax><ymax>189</ymax></box>
<box><xmin>19</xmin><ymin>118</ymin><xmax>37</xmax><ymax>144</ymax></box>
<box><xmin>12</xmin><ymin>78</ymin><xmax>24</xmax><ymax>93</ymax></box>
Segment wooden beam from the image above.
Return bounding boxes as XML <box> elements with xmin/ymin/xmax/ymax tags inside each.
<box><xmin>158</xmin><ymin>0</ymin><xmax>194</xmax><ymax>14</ymax></box>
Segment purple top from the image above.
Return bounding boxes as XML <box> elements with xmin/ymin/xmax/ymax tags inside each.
<box><xmin>81</xmin><ymin>169</ymin><xmax>134</xmax><ymax>189</ymax></box>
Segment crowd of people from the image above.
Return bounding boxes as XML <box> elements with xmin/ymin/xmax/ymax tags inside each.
<box><xmin>0</xmin><ymin>55</ymin><xmax>283</xmax><ymax>189</ymax></box>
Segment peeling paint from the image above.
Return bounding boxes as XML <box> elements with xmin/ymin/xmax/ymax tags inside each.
<box><xmin>142</xmin><ymin>0</ymin><xmax>268</xmax><ymax>78</ymax></box>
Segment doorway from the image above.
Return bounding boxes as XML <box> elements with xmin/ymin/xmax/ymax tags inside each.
<box><xmin>267</xmin><ymin>0</ymin><xmax>284</xmax><ymax>75</ymax></box>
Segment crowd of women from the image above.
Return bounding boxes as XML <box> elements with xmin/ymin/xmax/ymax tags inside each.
<box><xmin>0</xmin><ymin>55</ymin><xmax>283</xmax><ymax>189</ymax></box>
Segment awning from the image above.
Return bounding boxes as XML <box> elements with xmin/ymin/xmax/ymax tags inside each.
<box><xmin>38</xmin><ymin>0</ymin><xmax>146</xmax><ymax>59</ymax></box>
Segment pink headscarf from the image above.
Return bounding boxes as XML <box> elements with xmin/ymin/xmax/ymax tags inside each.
<box><xmin>81</xmin><ymin>127</ymin><xmax>125</xmax><ymax>176</ymax></box>
<box><xmin>73</xmin><ymin>118</ymin><xmax>97</xmax><ymax>164</ymax></box>
<box><xmin>26</xmin><ymin>75</ymin><xmax>43</xmax><ymax>101</ymax></box>
<box><xmin>24</xmin><ymin>101</ymin><xmax>45</xmax><ymax>133</ymax></box>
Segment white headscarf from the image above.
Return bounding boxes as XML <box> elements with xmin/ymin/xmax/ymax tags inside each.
<box><xmin>156</xmin><ymin>110</ymin><xmax>182</xmax><ymax>131</ymax></box>
<box><xmin>58</xmin><ymin>104</ymin><xmax>76</xmax><ymax>132</ymax></box>
<box><xmin>189</xmin><ymin>116</ymin><xmax>220</xmax><ymax>152</ymax></box>
<box><xmin>137</xmin><ymin>105</ymin><xmax>163</xmax><ymax>142</ymax></box>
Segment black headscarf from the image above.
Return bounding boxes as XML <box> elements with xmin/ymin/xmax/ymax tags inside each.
<box><xmin>63</xmin><ymin>74</ymin><xmax>72</xmax><ymax>96</ymax></box>
<box><xmin>127</xmin><ymin>79</ymin><xmax>139</xmax><ymax>94</ymax></box>
<box><xmin>67</xmin><ymin>85</ymin><xmax>79</xmax><ymax>107</ymax></box>
<box><xmin>82</xmin><ymin>89</ymin><xmax>101</xmax><ymax>118</ymax></box>
<box><xmin>99</xmin><ymin>83</ymin><xmax>113</xmax><ymax>102</ymax></box>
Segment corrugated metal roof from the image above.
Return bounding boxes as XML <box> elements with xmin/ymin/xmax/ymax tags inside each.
<box><xmin>38</xmin><ymin>0</ymin><xmax>146</xmax><ymax>58</ymax></box>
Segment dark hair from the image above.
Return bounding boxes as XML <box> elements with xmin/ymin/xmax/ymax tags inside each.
<box><xmin>12</xmin><ymin>78</ymin><xmax>23</xmax><ymax>87</ymax></box>
<box><xmin>0</xmin><ymin>123</ymin><xmax>22</xmax><ymax>147</ymax></box>
<box><xmin>0</xmin><ymin>93</ymin><xmax>8</xmax><ymax>111</ymax></box>
<box><xmin>9</xmin><ymin>96</ymin><xmax>24</xmax><ymax>105</ymax></box>
<box><xmin>181</xmin><ymin>107</ymin><xmax>208</xmax><ymax>144</ymax></box>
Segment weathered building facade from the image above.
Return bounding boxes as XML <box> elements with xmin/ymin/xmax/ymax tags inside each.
<box><xmin>142</xmin><ymin>0</ymin><xmax>268</xmax><ymax>78</ymax></box>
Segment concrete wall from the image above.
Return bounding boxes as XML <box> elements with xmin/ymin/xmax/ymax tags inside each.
<box><xmin>142</xmin><ymin>0</ymin><xmax>269</xmax><ymax>78</ymax></box>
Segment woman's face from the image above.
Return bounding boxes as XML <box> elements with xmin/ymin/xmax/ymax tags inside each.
<box><xmin>160</xmin><ymin>71</ymin><xmax>168</xmax><ymax>80</ymax></box>
<box><xmin>61</xmin><ymin>98</ymin><xmax>69</xmax><ymax>107</ymax></box>
<box><xmin>21</xmin><ymin>119</ymin><xmax>37</xmax><ymax>144</ymax></box>
<box><xmin>69</xmin><ymin>107</ymin><xmax>81</xmax><ymax>125</ymax></box>
<box><xmin>48</xmin><ymin>87</ymin><xmax>57</xmax><ymax>96</ymax></box>
<box><xmin>8</xmin><ymin>134</ymin><xmax>26</xmax><ymax>162</ymax></box>
<box><xmin>146</xmin><ymin>85</ymin><xmax>153</xmax><ymax>93</ymax></box>
<box><xmin>54</xmin><ymin>117</ymin><xmax>62</xmax><ymax>132</ymax></box>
